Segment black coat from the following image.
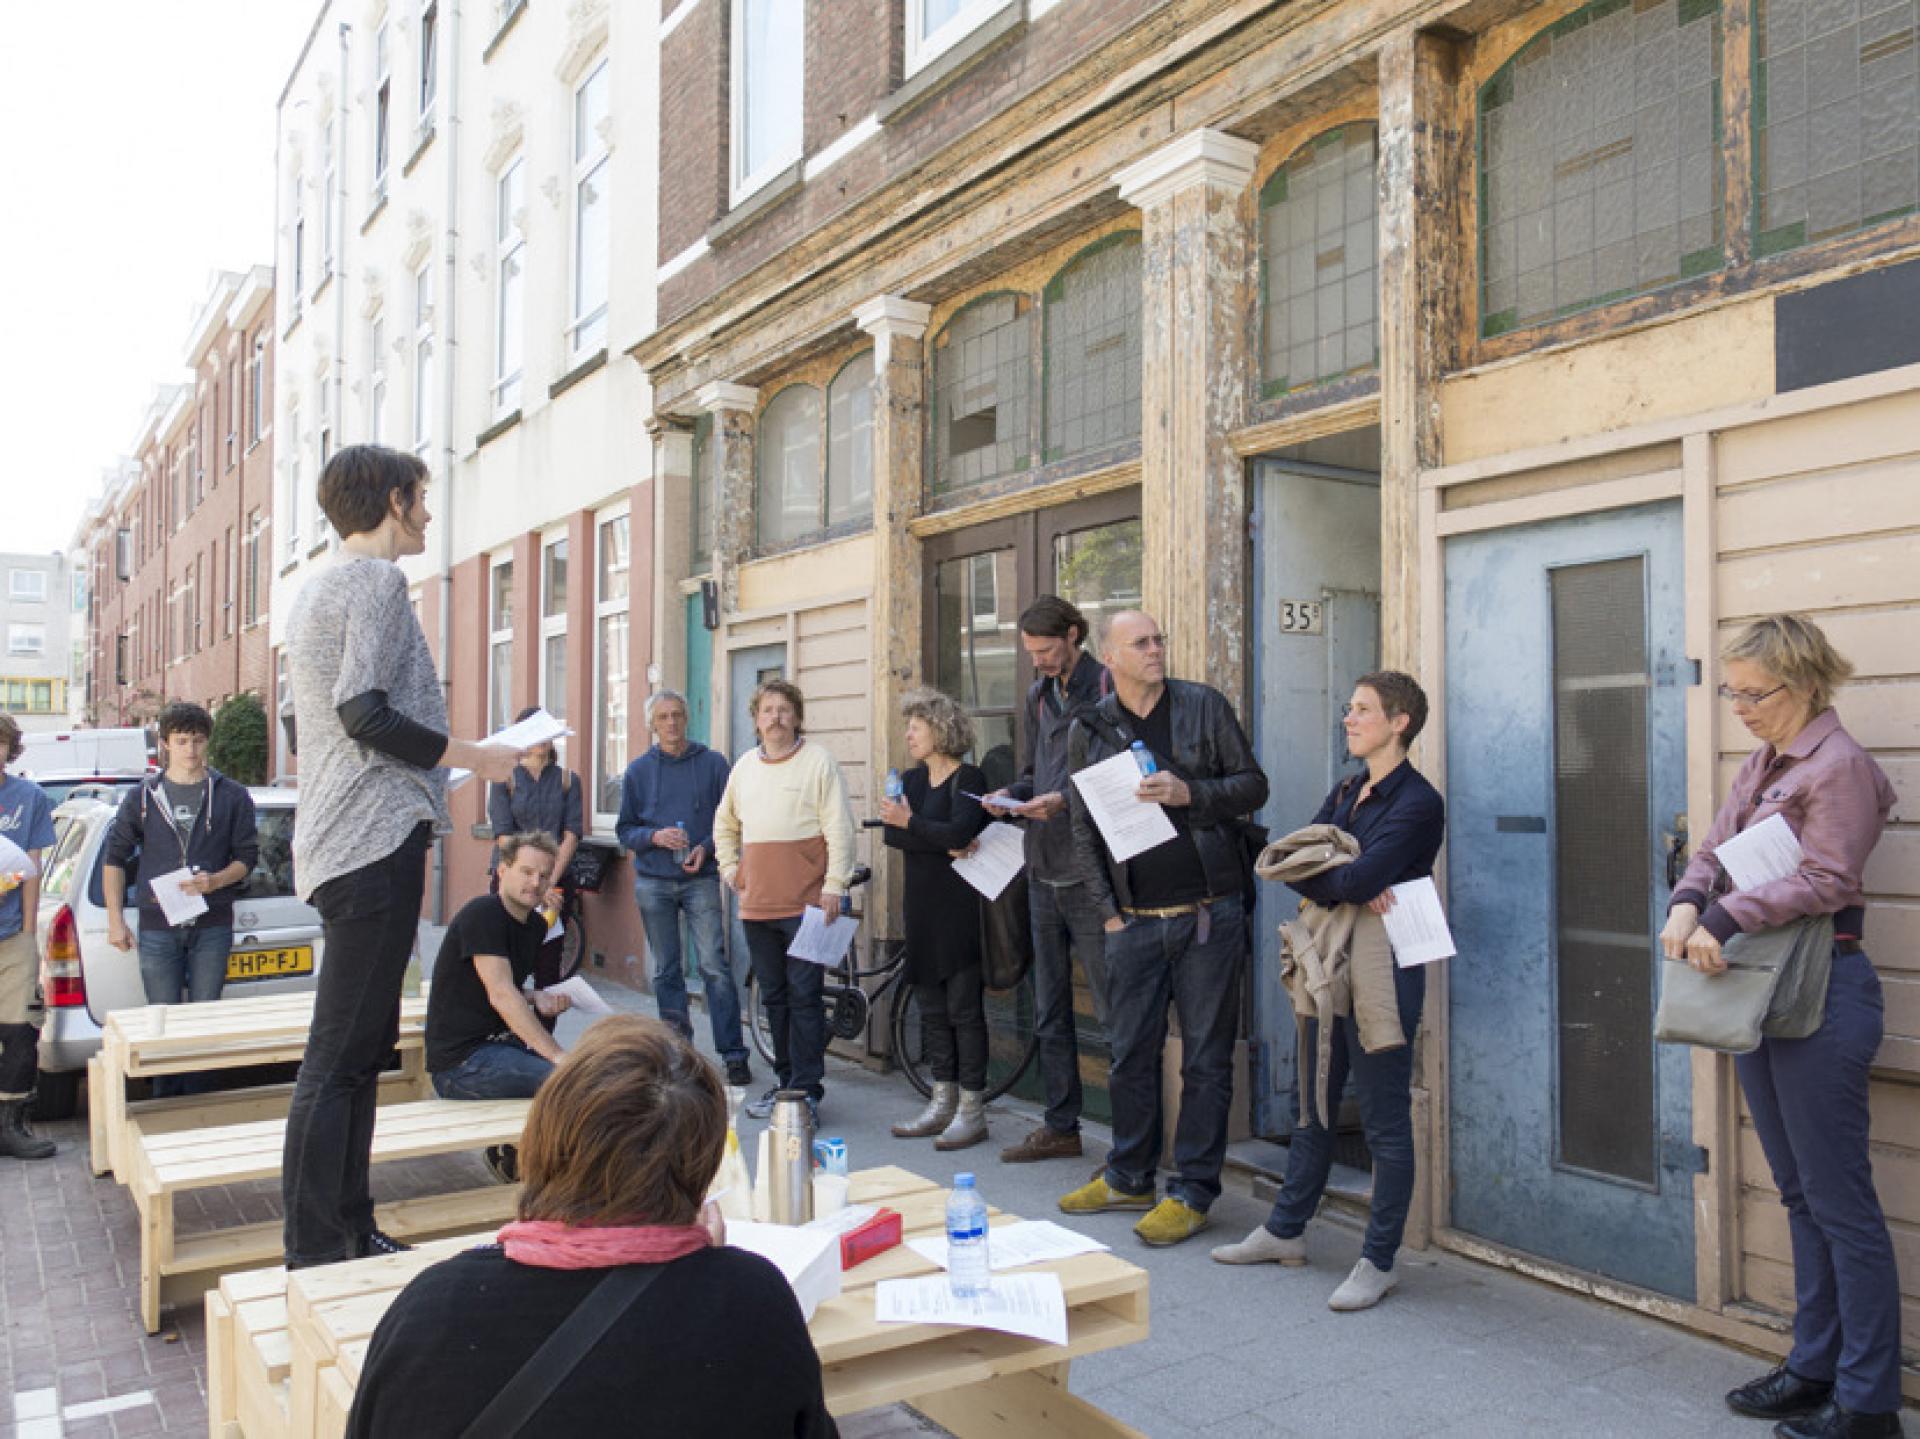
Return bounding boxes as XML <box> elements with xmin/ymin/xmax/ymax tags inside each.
<box><xmin>882</xmin><ymin>763</ymin><xmax>990</xmax><ymax>984</ymax></box>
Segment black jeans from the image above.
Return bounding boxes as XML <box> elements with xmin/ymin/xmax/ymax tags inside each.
<box><xmin>1028</xmin><ymin>879</ymin><xmax>1109</xmax><ymax>1134</ymax></box>
<box><xmin>281</xmin><ymin>824</ymin><xmax>431</xmax><ymax>1264</ymax></box>
<box><xmin>1101</xmin><ymin>894</ymin><xmax>1245</xmax><ymax>1212</ymax></box>
<box><xmin>744</xmin><ymin>916</ymin><xmax>825</xmax><ymax>1100</ymax></box>
<box><xmin>916</xmin><ymin>965</ymin><xmax>988</xmax><ymax>1090</ymax></box>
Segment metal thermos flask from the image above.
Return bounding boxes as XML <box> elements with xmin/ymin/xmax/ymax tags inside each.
<box><xmin>767</xmin><ymin>1090</ymin><xmax>815</xmax><ymax>1225</ymax></box>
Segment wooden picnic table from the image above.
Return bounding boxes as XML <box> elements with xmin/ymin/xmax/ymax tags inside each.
<box><xmin>210</xmin><ymin>1163</ymin><xmax>1150</xmax><ymax>1438</ymax></box>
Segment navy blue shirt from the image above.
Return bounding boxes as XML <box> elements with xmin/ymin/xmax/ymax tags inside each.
<box><xmin>615</xmin><ymin>742</ymin><xmax>732</xmax><ymax>880</ymax></box>
<box><xmin>1287</xmin><ymin>760</ymin><xmax>1445</xmax><ymax>908</ymax></box>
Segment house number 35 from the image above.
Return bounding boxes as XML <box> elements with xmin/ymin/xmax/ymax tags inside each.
<box><xmin>1278</xmin><ymin>600</ymin><xmax>1324</xmax><ymax>634</ymax></box>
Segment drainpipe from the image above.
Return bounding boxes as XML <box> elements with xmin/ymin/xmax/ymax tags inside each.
<box><xmin>432</xmin><ymin>0</ymin><xmax>463</xmax><ymax>925</ymax></box>
<box><xmin>329</xmin><ymin>23</ymin><xmax>351</xmax><ymax>710</ymax></box>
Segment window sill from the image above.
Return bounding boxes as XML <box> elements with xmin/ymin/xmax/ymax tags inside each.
<box><xmin>549</xmin><ymin>347</ymin><xmax>607</xmax><ymax>400</ymax></box>
<box><xmin>709</xmin><ymin>161</ymin><xmax>803</xmax><ymax>248</ymax></box>
<box><xmin>881</xmin><ymin>2</ymin><xmax>1027</xmax><ymax>127</ymax></box>
<box><xmin>403</xmin><ymin>122</ymin><xmax>437</xmax><ymax>177</ymax></box>
<box><xmin>282</xmin><ymin>305</ymin><xmax>304</xmax><ymax>341</ymax></box>
<box><xmin>482</xmin><ymin>0</ymin><xmax>528</xmax><ymax>62</ymax></box>
<box><xmin>361</xmin><ymin>192</ymin><xmax>389</xmax><ymax>234</ymax></box>
<box><xmin>475</xmin><ymin>409</ymin><xmax>522</xmax><ymax>449</ymax></box>
<box><xmin>746</xmin><ymin>516</ymin><xmax>874</xmax><ymax>563</ymax></box>
<box><xmin>312</xmin><ymin>272</ymin><xmax>334</xmax><ymax>304</ymax></box>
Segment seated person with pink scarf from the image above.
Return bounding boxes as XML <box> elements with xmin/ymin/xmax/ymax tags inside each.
<box><xmin>345</xmin><ymin>1017</ymin><xmax>837</xmax><ymax>1439</ymax></box>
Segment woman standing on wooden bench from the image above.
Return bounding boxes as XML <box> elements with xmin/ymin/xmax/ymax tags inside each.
<box><xmin>346</xmin><ymin>1016</ymin><xmax>837</xmax><ymax>1438</ymax></box>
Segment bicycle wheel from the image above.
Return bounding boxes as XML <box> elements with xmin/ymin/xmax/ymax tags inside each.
<box><xmin>745</xmin><ymin>974</ymin><xmax>778</xmax><ymax>1067</ymax></box>
<box><xmin>556</xmin><ymin>905</ymin><xmax>588</xmax><ymax>982</ymax></box>
<box><xmin>889</xmin><ymin>963</ymin><xmax>1039</xmax><ymax>1105</ymax></box>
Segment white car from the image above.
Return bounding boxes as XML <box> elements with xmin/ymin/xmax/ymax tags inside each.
<box><xmin>31</xmin><ymin>787</ymin><xmax>325</xmax><ymax>1119</ymax></box>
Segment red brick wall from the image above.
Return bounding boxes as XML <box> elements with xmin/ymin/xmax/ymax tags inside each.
<box><xmin>657</xmin><ymin>0</ymin><xmax>730</xmax><ymax>263</ymax></box>
<box><xmin>803</xmin><ymin>0</ymin><xmax>896</xmax><ymax>155</ymax></box>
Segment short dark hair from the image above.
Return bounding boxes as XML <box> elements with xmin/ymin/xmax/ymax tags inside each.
<box><xmin>517</xmin><ymin>1017</ymin><xmax>727</xmax><ymax>1227</ymax></box>
<box><xmin>499</xmin><ymin>831</ymin><xmax>560</xmax><ymax>867</ymax></box>
<box><xmin>1355</xmin><ymin>670</ymin><xmax>1429</xmax><ymax>746</ymax></box>
<box><xmin>157</xmin><ymin>701</ymin><xmax>213</xmax><ymax>741</ymax></box>
<box><xmin>317</xmin><ymin>444</ymin><xmax>426</xmax><ymax>540</ymax></box>
<box><xmin>1018</xmin><ymin>595</ymin><xmax>1087</xmax><ymax>647</ymax></box>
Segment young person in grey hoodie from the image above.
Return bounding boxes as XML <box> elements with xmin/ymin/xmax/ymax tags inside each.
<box><xmin>616</xmin><ymin>689</ymin><xmax>750</xmax><ymax>1086</ymax></box>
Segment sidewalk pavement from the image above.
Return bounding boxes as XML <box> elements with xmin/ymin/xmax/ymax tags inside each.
<box><xmin>0</xmin><ymin>968</ymin><xmax>1810</xmax><ymax>1438</ymax></box>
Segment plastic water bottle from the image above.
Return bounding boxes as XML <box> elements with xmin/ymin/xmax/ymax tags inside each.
<box><xmin>671</xmin><ymin>819</ymin><xmax>690</xmax><ymax>865</ymax></box>
<box><xmin>1130</xmin><ymin>740</ymin><xmax>1157</xmax><ymax>776</ymax></box>
<box><xmin>946</xmin><ymin>1173</ymin><xmax>991</xmax><ymax>1298</ymax></box>
<box><xmin>885</xmin><ymin>768</ymin><xmax>904</xmax><ymax>801</ymax></box>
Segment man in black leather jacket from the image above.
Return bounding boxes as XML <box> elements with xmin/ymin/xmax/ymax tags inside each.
<box><xmin>1059</xmin><ymin>609</ymin><xmax>1267</xmax><ymax>1248</ymax></box>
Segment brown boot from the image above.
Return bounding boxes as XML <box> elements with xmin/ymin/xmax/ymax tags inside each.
<box><xmin>999</xmin><ymin>1125</ymin><xmax>1082</xmax><ymax>1163</ymax></box>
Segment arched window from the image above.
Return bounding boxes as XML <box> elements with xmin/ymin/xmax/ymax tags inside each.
<box><xmin>1260</xmin><ymin>126</ymin><xmax>1378</xmax><ymax>396</ymax></box>
<box><xmin>932</xmin><ymin>294</ymin><xmax>1031</xmax><ymax>494</ymax></box>
<box><xmin>1478</xmin><ymin>0</ymin><xmax>1723</xmax><ymax>337</ymax></box>
<box><xmin>1755</xmin><ymin>0</ymin><xmax>1920</xmax><ymax>254</ymax></box>
<box><xmin>826</xmin><ymin>352</ymin><xmax>874</xmax><ymax>525</ymax></box>
<box><xmin>756</xmin><ymin>385</ymin><xmax>822</xmax><ymax>547</ymax></box>
<box><xmin>1043</xmin><ymin>232</ymin><xmax>1142</xmax><ymax>461</ymax></box>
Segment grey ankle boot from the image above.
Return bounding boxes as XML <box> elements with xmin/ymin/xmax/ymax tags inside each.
<box><xmin>934</xmin><ymin>1089</ymin><xmax>988</xmax><ymax>1151</ymax></box>
<box><xmin>0</xmin><ymin>1100</ymin><xmax>55</xmax><ymax>1161</ymax></box>
<box><xmin>893</xmin><ymin>1081</ymin><xmax>959</xmax><ymax>1138</ymax></box>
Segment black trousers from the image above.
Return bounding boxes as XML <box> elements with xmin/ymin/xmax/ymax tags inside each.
<box><xmin>915</xmin><ymin>965</ymin><xmax>988</xmax><ymax>1090</ymax></box>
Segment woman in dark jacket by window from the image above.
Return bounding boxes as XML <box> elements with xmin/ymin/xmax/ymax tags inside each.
<box><xmin>879</xmin><ymin>688</ymin><xmax>992</xmax><ymax>1151</ymax></box>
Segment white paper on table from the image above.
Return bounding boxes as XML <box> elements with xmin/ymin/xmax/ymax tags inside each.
<box><xmin>1068</xmin><ymin>750</ymin><xmax>1177</xmax><ymax>863</ymax></box>
<box><xmin>804</xmin><ymin>1203</ymin><xmax>879</xmax><ymax>1237</ymax></box>
<box><xmin>906</xmin><ymin>1219</ymin><xmax>1110</xmax><ymax>1272</ymax></box>
<box><xmin>481</xmin><ymin>707</ymin><xmax>573</xmax><ymax>752</ymax></box>
<box><xmin>0</xmin><ymin>834</ymin><xmax>36</xmax><ymax>880</ymax></box>
<box><xmin>148</xmin><ymin>867</ymin><xmax>210</xmax><ymax>927</ymax></box>
<box><xmin>787</xmin><ymin>905</ymin><xmax>860</xmax><ymax>967</ymax></box>
<box><xmin>1380</xmin><ymin>877</ymin><xmax>1456</xmax><ymax>968</ymax></box>
<box><xmin>950</xmin><ymin>822</ymin><xmax>1027</xmax><ymax>901</ymax></box>
<box><xmin>1715</xmin><ymin>812</ymin><xmax>1804</xmax><ymax>891</ymax></box>
<box><xmin>727</xmin><ymin>1221</ymin><xmax>843</xmax><ymax>1322</ymax></box>
<box><xmin>542</xmin><ymin>974</ymin><xmax>614</xmax><ymax>1015</ymax></box>
<box><xmin>874</xmin><ymin>1271</ymin><xmax>1068</xmax><ymax>1346</ymax></box>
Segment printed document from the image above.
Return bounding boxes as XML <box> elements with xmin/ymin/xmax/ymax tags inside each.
<box><xmin>1069</xmin><ymin>750</ymin><xmax>1177</xmax><ymax>862</ymax></box>
<box><xmin>874</xmin><ymin>1271</ymin><xmax>1068</xmax><ymax>1346</ymax></box>
<box><xmin>1715</xmin><ymin>812</ymin><xmax>1804</xmax><ymax>891</ymax></box>
<box><xmin>543</xmin><ymin>974</ymin><xmax>613</xmax><ymax>1015</ymax></box>
<box><xmin>482</xmin><ymin>707</ymin><xmax>572</xmax><ymax>752</ymax></box>
<box><xmin>148</xmin><ymin>867</ymin><xmax>210</xmax><ymax>928</ymax></box>
<box><xmin>1381</xmin><ymin>877</ymin><xmax>1456</xmax><ymax>968</ymax></box>
<box><xmin>907</xmin><ymin>1219</ymin><xmax>1109</xmax><ymax>1272</ymax></box>
<box><xmin>951</xmin><ymin>822</ymin><xmax>1027</xmax><ymax>901</ymax></box>
<box><xmin>788</xmin><ymin>905</ymin><xmax>861</xmax><ymax>967</ymax></box>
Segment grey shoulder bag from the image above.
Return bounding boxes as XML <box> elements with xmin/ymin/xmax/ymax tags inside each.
<box><xmin>1654</xmin><ymin>913</ymin><xmax>1835</xmax><ymax>1054</ymax></box>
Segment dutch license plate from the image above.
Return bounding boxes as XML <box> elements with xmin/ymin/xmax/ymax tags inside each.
<box><xmin>226</xmin><ymin>945</ymin><xmax>315</xmax><ymax>981</ymax></box>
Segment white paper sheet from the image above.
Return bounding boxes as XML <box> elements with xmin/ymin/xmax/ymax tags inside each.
<box><xmin>542</xmin><ymin>974</ymin><xmax>613</xmax><ymax>1015</ymax></box>
<box><xmin>148</xmin><ymin>867</ymin><xmax>210</xmax><ymax>928</ymax></box>
<box><xmin>481</xmin><ymin>707</ymin><xmax>572</xmax><ymax>752</ymax></box>
<box><xmin>961</xmin><ymin>790</ymin><xmax>1025</xmax><ymax>814</ymax></box>
<box><xmin>1715</xmin><ymin>811</ymin><xmax>1804</xmax><ymax>891</ymax></box>
<box><xmin>906</xmin><ymin>1220</ymin><xmax>1109</xmax><ymax>1273</ymax></box>
<box><xmin>804</xmin><ymin>1204</ymin><xmax>879</xmax><ymax>1237</ymax></box>
<box><xmin>1068</xmin><ymin>749</ymin><xmax>1177</xmax><ymax>863</ymax></box>
<box><xmin>874</xmin><ymin>1272</ymin><xmax>1068</xmax><ymax>1346</ymax></box>
<box><xmin>445</xmin><ymin>768</ymin><xmax>474</xmax><ymax>791</ymax></box>
<box><xmin>1380</xmin><ymin>876</ymin><xmax>1456</xmax><ymax>968</ymax></box>
<box><xmin>727</xmin><ymin>1222</ymin><xmax>844</xmax><ymax>1322</ymax></box>
<box><xmin>950</xmin><ymin>822</ymin><xmax>1027</xmax><ymax>901</ymax></box>
<box><xmin>787</xmin><ymin>905</ymin><xmax>861</xmax><ymax>967</ymax></box>
<box><xmin>0</xmin><ymin>834</ymin><xmax>36</xmax><ymax>880</ymax></box>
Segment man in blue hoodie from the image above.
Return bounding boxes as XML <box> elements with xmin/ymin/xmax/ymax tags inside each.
<box><xmin>616</xmin><ymin>689</ymin><xmax>750</xmax><ymax>1086</ymax></box>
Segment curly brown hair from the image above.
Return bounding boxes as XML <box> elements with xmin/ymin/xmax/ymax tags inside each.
<box><xmin>898</xmin><ymin>686</ymin><xmax>975</xmax><ymax>758</ymax></box>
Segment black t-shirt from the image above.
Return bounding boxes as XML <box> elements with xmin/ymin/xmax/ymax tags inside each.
<box><xmin>426</xmin><ymin>895</ymin><xmax>546</xmax><ymax>1072</ymax></box>
<box><xmin>1120</xmin><ymin>690</ymin><xmax>1211</xmax><ymax>907</ymax></box>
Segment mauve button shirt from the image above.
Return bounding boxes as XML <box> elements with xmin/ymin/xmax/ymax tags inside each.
<box><xmin>1671</xmin><ymin>707</ymin><xmax>1896</xmax><ymax>944</ymax></box>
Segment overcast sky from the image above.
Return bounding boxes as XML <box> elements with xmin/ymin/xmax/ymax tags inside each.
<box><xmin>1</xmin><ymin>2</ymin><xmax>318</xmax><ymax>557</ymax></box>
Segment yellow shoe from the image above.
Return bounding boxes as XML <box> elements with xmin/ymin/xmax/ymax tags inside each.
<box><xmin>1058</xmin><ymin>1175</ymin><xmax>1155</xmax><ymax>1215</ymax></box>
<box><xmin>1133</xmin><ymin>1197</ymin><xmax>1210</xmax><ymax>1247</ymax></box>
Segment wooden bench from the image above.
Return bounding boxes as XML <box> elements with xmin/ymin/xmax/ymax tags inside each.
<box><xmin>207</xmin><ymin>1164</ymin><xmax>1150</xmax><ymax>1439</ymax></box>
<box><xmin>134</xmin><ymin>1096</ymin><xmax>526</xmax><ymax>1334</ymax></box>
<box><xmin>93</xmin><ymin>993</ymin><xmax>432</xmax><ymax>1184</ymax></box>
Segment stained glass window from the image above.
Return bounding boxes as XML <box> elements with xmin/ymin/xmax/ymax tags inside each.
<box><xmin>933</xmin><ymin>295</ymin><xmax>1031</xmax><ymax>493</ymax></box>
<box><xmin>1260</xmin><ymin>127</ymin><xmax>1378</xmax><ymax>395</ymax></box>
<box><xmin>1043</xmin><ymin>233</ymin><xmax>1143</xmax><ymax>461</ymax></box>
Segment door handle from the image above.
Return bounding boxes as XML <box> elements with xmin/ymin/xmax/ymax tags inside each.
<box><xmin>1663</xmin><ymin>814</ymin><xmax>1690</xmax><ymax>889</ymax></box>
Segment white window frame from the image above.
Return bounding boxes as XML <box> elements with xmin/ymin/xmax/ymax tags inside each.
<box><xmin>291</xmin><ymin>177</ymin><xmax>306</xmax><ymax>302</ymax></box>
<box><xmin>372</xmin><ymin>21</ymin><xmax>392</xmax><ymax>196</ymax></box>
<box><xmin>488</xmin><ymin>553</ymin><xmax>515</xmax><ymax>733</ymax></box>
<box><xmin>319</xmin><ymin>117</ymin><xmax>336</xmax><ymax>285</ymax></box>
<box><xmin>368</xmin><ymin>313</ymin><xmax>387</xmax><ymax>444</ymax></box>
<box><xmin>729</xmin><ymin>0</ymin><xmax>804</xmax><ymax>204</ymax></box>
<box><xmin>313</xmin><ymin>390</ymin><xmax>333</xmax><ymax>550</ymax></box>
<box><xmin>7</xmin><ymin>624</ymin><xmax>46</xmax><ymax>658</ymax></box>
<box><xmin>569</xmin><ymin>59</ymin><xmax>610</xmax><ymax>357</ymax></box>
<box><xmin>591</xmin><ymin>502</ymin><xmax>630</xmax><ymax>830</ymax></box>
<box><xmin>283</xmin><ymin>403</ymin><xmax>303</xmax><ymax>559</ymax></box>
<box><xmin>494</xmin><ymin>157</ymin><xmax>526</xmax><ymax>412</ymax></box>
<box><xmin>412</xmin><ymin>261</ymin><xmax>435</xmax><ymax>459</ymax></box>
<box><xmin>248</xmin><ymin>332</ymin><xmax>266</xmax><ymax>445</ymax></box>
<box><xmin>419</xmin><ymin>1</ymin><xmax>439</xmax><ymax>128</ymax></box>
<box><xmin>906</xmin><ymin>0</ymin><xmax>1011</xmax><ymax>77</ymax></box>
<box><xmin>539</xmin><ymin>529</ymin><xmax>569</xmax><ymax>722</ymax></box>
<box><xmin>9</xmin><ymin>570</ymin><xmax>47</xmax><ymax>603</ymax></box>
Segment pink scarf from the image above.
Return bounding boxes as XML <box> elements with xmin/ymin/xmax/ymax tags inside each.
<box><xmin>497</xmin><ymin>1220</ymin><xmax>712</xmax><ymax>1270</ymax></box>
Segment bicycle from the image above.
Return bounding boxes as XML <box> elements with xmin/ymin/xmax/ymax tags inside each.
<box><xmin>743</xmin><ymin>864</ymin><xmax>1040</xmax><ymax>1103</ymax></box>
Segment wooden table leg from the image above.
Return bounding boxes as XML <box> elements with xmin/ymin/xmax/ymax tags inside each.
<box><xmin>909</xmin><ymin>1366</ymin><xmax>1146</xmax><ymax>1439</ymax></box>
<box><xmin>87</xmin><ymin>1054</ymin><xmax>111</xmax><ymax>1177</ymax></box>
<box><xmin>205</xmin><ymin>1288</ymin><xmax>237</xmax><ymax>1433</ymax></box>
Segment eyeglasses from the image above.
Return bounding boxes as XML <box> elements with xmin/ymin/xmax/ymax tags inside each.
<box><xmin>1717</xmin><ymin>682</ymin><xmax>1788</xmax><ymax>708</ymax></box>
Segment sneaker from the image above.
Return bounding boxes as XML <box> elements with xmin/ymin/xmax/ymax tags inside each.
<box><xmin>1327</xmin><ymin>1256</ymin><xmax>1397</xmax><ymax>1311</ymax></box>
<box><xmin>726</xmin><ymin>1058</ymin><xmax>754</xmax><ymax>1088</ymax></box>
<box><xmin>1134</xmin><ymin>1197</ymin><xmax>1210</xmax><ymax>1248</ymax></box>
<box><xmin>1057</xmin><ymin>1174</ymin><xmax>1155</xmax><ymax>1215</ymax></box>
<box><xmin>1210</xmin><ymin>1225</ymin><xmax>1309</xmax><ymax>1266</ymax></box>
<box><xmin>744</xmin><ymin>1087</ymin><xmax>780</xmax><ymax>1120</ymax></box>
<box><xmin>355</xmin><ymin>1228</ymin><xmax>415</xmax><ymax>1259</ymax></box>
<box><xmin>483</xmin><ymin>1144</ymin><xmax>520</xmax><ymax>1185</ymax></box>
<box><xmin>999</xmin><ymin>1125</ymin><xmax>1083</xmax><ymax>1163</ymax></box>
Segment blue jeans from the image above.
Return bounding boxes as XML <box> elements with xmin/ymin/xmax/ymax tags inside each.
<box><xmin>745</xmin><ymin>916</ymin><xmax>824</xmax><ymax>1100</ymax></box>
<box><xmin>1029</xmin><ymin>880</ymin><xmax>1109</xmax><ymax>1135</ymax></box>
<box><xmin>635</xmin><ymin>873</ymin><xmax>745</xmax><ymax>1065</ymax></box>
<box><xmin>1101</xmin><ymin>894</ymin><xmax>1244</xmax><ymax>1212</ymax></box>
<box><xmin>138</xmin><ymin>924</ymin><xmax>233</xmax><ymax>1098</ymax></box>
<box><xmin>1737</xmin><ymin>949</ymin><xmax>1900</xmax><ymax>1413</ymax></box>
<box><xmin>431</xmin><ymin>1041</ymin><xmax>554</xmax><ymax>1100</ymax></box>
<box><xmin>1266</xmin><ymin>960</ymin><xmax>1425</xmax><ymax>1270</ymax></box>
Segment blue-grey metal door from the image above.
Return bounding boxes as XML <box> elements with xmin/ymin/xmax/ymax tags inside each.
<box><xmin>1445</xmin><ymin>501</ymin><xmax>1696</xmax><ymax>1298</ymax></box>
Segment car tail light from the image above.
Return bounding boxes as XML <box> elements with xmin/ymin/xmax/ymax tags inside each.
<box><xmin>42</xmin><ymin>905</ymin><xmax>85</xmax><ymax>1008</ymax></box>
